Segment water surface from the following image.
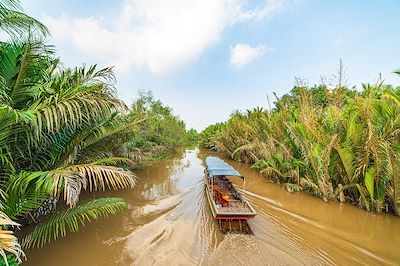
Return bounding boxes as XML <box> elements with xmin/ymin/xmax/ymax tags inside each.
<box><xmin>25</xmin><ymin>149</ymin><xmax>400</xmax><ymax>265</ymax></box>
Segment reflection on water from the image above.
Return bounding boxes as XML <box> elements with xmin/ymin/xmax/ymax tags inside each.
<box><xmin>24</xmin><ymin>149</ymin><xmax>400</xmax><ymax>265</ymax></box>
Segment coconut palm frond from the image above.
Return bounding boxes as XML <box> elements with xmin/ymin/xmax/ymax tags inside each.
<box><xmin>74</xmin><ymin>116</ymin><xmax>146</xmax><ymax>163</ymax></box>
<box><xmin>285</xmin><ymin>183</ymin><xmax>302</xmax><ymax>193</ymax></box>
<box><xmin>0</xmin><ymin>40</ymin><xmax>54</xmax><ymax>106</ymax></box>
<box><xmin>260</xmin><ymin>166</ymin><xmax>283</xmax><ymax>178</ymax></box>
<box><xmin>31</xmin><ymin>94</ymin><xmax>124</xmax><ymax>136</ymax></box>
<box><xmin>300</xmin><ymin>177</ymin><xmax>319</xmax><ymax>195</ymax></box>
<box><xmin>21</xmin><ymin>197</ymin><xmax>127</xmax><ymax>249</ymax></box>
<box><xmin>335</xmin><ymin>145</ymin><xmax>355</xmax><ymax>184</ymax></box>
<box><xmin>0</xmin><ymin>0</ymin><xmax>21</xmax><ymax>10</ymax></box>
<box><xmin>0</xmin><ymin>211</ymin><xmax>24</xmax><ymax>265</ymax></box>
<box><xmin>40</xmin><ymin>163</ymin><xmax>136</xmax><ymax>206</ymax></box>
<box><xmin>3</xmin><ymin>171</ymin><xmax>49</xmax><ymax>221</ymax></box>
<box><xmin>0</xmin><ymin>6</ymin><xmax>49</xmax><ymax>37</ymax></box>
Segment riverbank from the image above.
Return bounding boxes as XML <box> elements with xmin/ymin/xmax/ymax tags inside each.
<box><xmin>200</xmin><ymin>84</ymin><xmax>400</xmax><ymax>216</ymax></box>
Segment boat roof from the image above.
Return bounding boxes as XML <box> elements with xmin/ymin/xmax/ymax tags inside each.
<box><xmin>205</xmin><ymin>156</ymin><xmax>242</xmax><ymax>177</ymax></box>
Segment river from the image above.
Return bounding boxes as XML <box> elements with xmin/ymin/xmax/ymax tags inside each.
<box><xmin>24</xmin><ymin>148</ymin><xmax>400</xmax><ymax>265</ymax></box>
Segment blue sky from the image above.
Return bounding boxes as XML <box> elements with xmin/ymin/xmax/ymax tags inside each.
<box><xmin>21</xmin><ymin>0</ymin><xmax>400</xmax><ymax>130</ymax></box>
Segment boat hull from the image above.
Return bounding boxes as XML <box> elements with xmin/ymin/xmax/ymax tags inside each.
<box><xmin>204</xmin><ymin>173</ymin><xmax>256</xmax><ymax>220</ymax></box>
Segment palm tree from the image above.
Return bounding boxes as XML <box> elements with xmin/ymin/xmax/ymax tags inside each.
<box><xmin>0</xmin><ymin>37</ymin><xmax>139</xmax><ymax>264</ymax></box>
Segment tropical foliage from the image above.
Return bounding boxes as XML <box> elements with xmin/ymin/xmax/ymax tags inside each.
<box><xmin>0</xmin><ymin>1</ymin><xmax>187</xmax><ymax>264</ymax></box>
<box><xmin>22</xmin><ymin>198</ymin><xmax>128</xmax><ymax>249</ymax></box>
<box><xmin>124</xmin><ymin>90</ymin><xmax>187</xmax><ymax>163</ymax></box>
<box><xmin>199</xmin><ymin>122</ymin><xmax>226</xmax><ymax>150</ymax></box>
<box><xmin>0</xmin><ymin>38</ymin><xmax>138</xmax><ymax>263</ymax></box>
<box><xmin>186</xmin><ymin>128</ymin><xmax>199</xmax><ymax>145</ymax></box>
<box><xmin>202</xmin><ymin>79</ymin><xmax>400</xmax><ymax>215</ymax></box>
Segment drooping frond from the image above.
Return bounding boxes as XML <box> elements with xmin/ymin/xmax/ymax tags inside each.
<box><xmin>0</xmin><ymin>211</ymin><xmax>24</xmax><ymax>265</ymax></box>
<box><xmin>38</xmin><ymin>163</ymin><xmax>136</xmax><ymax>206</ymax></box>
<box><xmin>335</xmin><ymin>145</ymin><xmax>355</xmax><ymax>184</ymax></box>
<box><xmin>0</xmin><ymin>0</ymin><xmax>21</xmax><ymax>10</ymax></box>
<box><xmin>0</xmin><ymin>105</ymin><xmax>34</xmax><ymax>146</ymax></box>
<box><xmin>0</xmin><ymin>106</ymin><xmax>35</xmax><ymax>169</ymax></box>
<box><xmin>29</xmin><ymin>66</ymin><xmax>126</xmax><ymax>136</ymax></box>
<box><xmin>21</xmin><ymin>197</ymin><xmax>128</xmax><ymax>249</ymax></box>
<box><xmin>79</xmin><ymin>117</ymin><xmax>146</xmax><ymax>153</ymax></box>
<box><xmin>0</xmin><ymin>40</ymin><xmax>54</xmax><ymax>108</ymax></box>
<box><xmin>3</xmin><ymin>171</ymin><xmax>48</xmax><ymax>221</ymax></box>
<box><xmin>54</xmin><ymin>114</ymin><xmax>145</xmax><ymax>166</ymax></box>
<box><xmin>0</xmin><ymin>2</ymin><xmax>49</xmax><ymax>37</ymax></box>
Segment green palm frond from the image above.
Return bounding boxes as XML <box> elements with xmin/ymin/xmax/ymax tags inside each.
<box><xmin>260</xmin><ymin>166</ymin><xmax>283</xmax><ymax>178</ymax></box>
<box><xmin>30</xmin><ymin>92</ymin><xmax>123</xmax><ymax>136</ymax></box>
<box><xmin>285</xmin><ymin>183</ymin><xmax>302</xmax><ymax>192</ymax></box>
<box><xmin>300</xmin><ymin>177</ymin><xmax>319</xmax><ymax>195</ymax></box>
<box><xmin>0</xmin><ymin>77</ymin><xmax>8</xmax><ymax>103</ymax></box>
<box><xmin>382</xmin><ymin>89</ymin><xmax>400</xmax><ymax>106</ymax></box>
<box><xmin>0</xmin><ymin>106</ymin><xmax>35</xmax><ymax>164</ymax></box>
<box><xmin>39</xmin><ymin>163</ymin><xmax>136</xmax><ymax>206</ymax></box>
<box><xmin>79</xmin><ymin>117</ymin><xmax>146</xmax><ymax>152</ymax></box>
<box><xmin>29</xmin><ymin>66</ymin><xmax>125</xmax><ymax>136</ymax></box>
<box><xmin>3</xmin><ymin>171</ymin><xmax>48</xmax><ymax>220</ymax></box>
<box><xmin>0</xmin><ymin>1</ymin><xmax>48</xmax><ymax>38</ymax></box>
<box><xmin>364</xmin><ymin>167</ymin><xmax>375</xmax><ymax>201</ymax></box>
<box><xmin>0</xmin><ymin>40</ymin><xmax>54</xmax><ymax>108</ymax></box>
<box><xmin>0</xmin><ymin>0</ymin><xmax>21</xmax><ymax>10</ymax></box>
<box><xmin>21</xmin><ymin>197</ymin><xmax>128</xmax><ymax>249</ymax></box>
<box><xmin>57</xmin><ymin>114</ymin><xmax>145</xmax><ymax>166</ymax></box>
<box><xmin>335</xmin><ymin>145</ymin><xmax>355</xmax><ymax>184</ymax></box>
<box><xmin>385</xmin><ymin>146</ymin><xmax>400</xmax><ymax>214</ymax></box>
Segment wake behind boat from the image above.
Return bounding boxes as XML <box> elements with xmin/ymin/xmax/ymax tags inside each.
<box><xmin>204</xmin><ymin>156</ymin><xmax>257</xmax><ymax>232</ymax></box>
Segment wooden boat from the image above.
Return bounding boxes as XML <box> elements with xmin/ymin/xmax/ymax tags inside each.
<box><xmin>204</xmin><ymin>156</ymin><xmax>257</xmax><ymax>224</ymax></box>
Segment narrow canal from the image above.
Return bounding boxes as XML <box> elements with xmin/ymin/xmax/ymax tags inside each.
<box><xmin>25</xmin><ymin>149</ymin><xmax>400</xmax><ymax>265</ymax></box>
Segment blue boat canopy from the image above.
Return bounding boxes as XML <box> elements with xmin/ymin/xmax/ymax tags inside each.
<box><xmin>205</xmin><ymin>156</ymin><xmax>242</xmax><ymax>177</ymax></box>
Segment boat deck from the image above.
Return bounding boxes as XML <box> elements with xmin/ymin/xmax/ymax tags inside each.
<box><xmin>218</xmin><ymin>201</ymin><xmax>250</xmax><ymax>214</ymax></box>
<box><xmin>206</xmin><ymin>176</ymin><xmax>256</xmax><ymax>218</ymax></box>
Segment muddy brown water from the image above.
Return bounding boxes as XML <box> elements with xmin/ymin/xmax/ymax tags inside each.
<box><xmin>24</xmin><ymin>148</ymin><xmax>400</xmax><ymax>265</ymax></box>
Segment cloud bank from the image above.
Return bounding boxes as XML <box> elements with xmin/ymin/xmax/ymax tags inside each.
<box><xmin>44</xmin><ymin>0</ymin><xmax>292</xmax><ymax>74</ymax></box>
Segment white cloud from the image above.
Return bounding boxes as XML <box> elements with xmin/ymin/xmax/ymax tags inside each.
<box><xmin>229</xmin><ymin>43</ymin><xmax>268</xmax><ymax>68</ymax></box>
<box><xmin>43</xmin><ymin>0</ymin><xmax>292</xmax><ymax>74</ymax></box>
<box><xmin>238</xmin><ymin>0</ymin><xmax>293</xmax><ymax>21</ymax></box>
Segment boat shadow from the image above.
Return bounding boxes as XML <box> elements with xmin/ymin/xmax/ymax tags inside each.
<box><xmin>218</xmin><ymin>219</ymin><xmax>253</xmax><ymax>235</ymax></box>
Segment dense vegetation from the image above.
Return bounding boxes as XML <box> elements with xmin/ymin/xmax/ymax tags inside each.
<box><xmin>0</xmin><ymin>1</ymin><xmax>188</xmax><ymax>264</ymax></box>
<box><xmin>200</xmin><ymin>79</ymin><xmax>400</xmax><ymax>215</ymax></box>
<box><xmin>124</xmin><ymin>90</ymin><xmax>188</xmax><ymax>162</ymax></box>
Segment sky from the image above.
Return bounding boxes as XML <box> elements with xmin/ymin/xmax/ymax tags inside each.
<box><xmin>21</xmin><ymin>0</ymin><xmax>400</xmax><ymax>130</ymax></box>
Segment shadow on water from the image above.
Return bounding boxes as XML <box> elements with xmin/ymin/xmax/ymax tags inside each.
<box><xmin>218</xmin><ymin>220</ymin><xmax>253</xmax><ymax>235</ymax></box>
<box><xmin>24</xmin><ymin>148</ymin><xmax>400</xmax><ymax>266</ymax></box>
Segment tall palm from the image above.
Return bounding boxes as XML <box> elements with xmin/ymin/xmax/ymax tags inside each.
<box><xmin>0</xmin><ymin>37</ymin><xmax>138</xmax><ymax>263</ymax></box>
